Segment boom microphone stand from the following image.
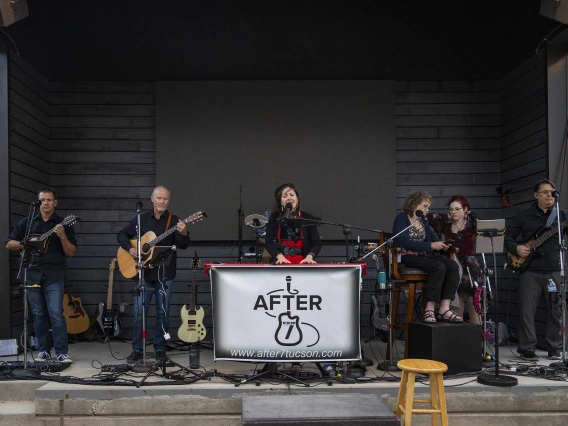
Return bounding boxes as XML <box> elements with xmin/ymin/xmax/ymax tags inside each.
<box><xmin>360</xmin><ymin>215</ymin><xmax>428</xmax><ymax>372</ymax></box>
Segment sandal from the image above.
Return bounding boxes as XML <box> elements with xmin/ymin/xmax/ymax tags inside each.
<box><xmin>423</xmin><ymin>310</ymin><xmax>436</xmax><ymax>323</ymax></box>
<box><xmin>437</xmin><ymin>309</ymin><xmax>463</xmax><ymax>323</ymax></box>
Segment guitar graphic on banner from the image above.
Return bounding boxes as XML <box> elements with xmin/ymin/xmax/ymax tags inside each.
<box><xmin>274</xmin><ymin>275</ymin><xmax>303</xmax><ymax>346</ymax></box>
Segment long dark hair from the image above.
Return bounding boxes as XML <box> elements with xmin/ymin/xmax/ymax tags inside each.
<box><xmin>272</xmin><ymin>183</ymin><xmax>301</xmax><ymax>216</ymax></box>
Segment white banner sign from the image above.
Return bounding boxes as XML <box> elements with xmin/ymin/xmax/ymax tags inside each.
<box><xmin>210</xmin><ymin>265</ymin><xmax>361</xmax><ymax>362</ymax></box>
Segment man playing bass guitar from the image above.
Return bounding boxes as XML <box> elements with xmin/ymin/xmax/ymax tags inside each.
<box><xmin>504</xmin><ymin>179</ymin><xmax>565</xmax><ymax>361</ymax></box>
<box><xmin>117</xmin><ymin>185</ymin><xmax>190</xmax><ymax>363</ymax></box>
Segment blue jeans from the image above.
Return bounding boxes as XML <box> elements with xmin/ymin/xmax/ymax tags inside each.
<box><xmin>132</xmin><ymin>279</ymin><xmax>174</xmax><ymax>353</ymax></box>
<box><xmin>27</xmin><ymin>280</ymin><xmax>68</xmax><ymax>355</ymax></box>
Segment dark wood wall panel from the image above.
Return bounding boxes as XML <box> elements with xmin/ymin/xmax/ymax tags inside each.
<box><xmin>396</xmin><ymin>80</ymin><xmax>502</xmax><ymax>217</ymax></box>
<box><xmin>499</xmin><ymin>54</ymin><xmax>549</xmax><ymax>345</ymax></box>
<box><xmin>7</xmin><ymin>57</ymin><xmax>52</xmax><ymax>339</ymax></box>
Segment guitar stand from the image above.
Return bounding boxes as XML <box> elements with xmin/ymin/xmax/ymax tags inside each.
<box><xmin>235</xmin><ymin>362</ymin><xmax>312</xmax><ymax>387</ymax></box>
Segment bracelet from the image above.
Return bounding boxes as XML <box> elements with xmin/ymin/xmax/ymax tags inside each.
<box><xmin>308</xmin><ymin>252</ymin><xmax>316</xmax><ymax>259</ymax></box>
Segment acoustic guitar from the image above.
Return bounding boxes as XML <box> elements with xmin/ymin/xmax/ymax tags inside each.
<box><xmin>95</xmin><ymin>258</ymin><xmax>122</xmax><ymax>340</ymax></box>
<box><xmin>62</xmin><ymin>285</ymin><xmax>90</xmax><ymax>335</ymax></box>
<box><xmin>116</xmin><ymin>211</ymin><xmax>206</xmax><ymax>279</ymax></box>
<box><xmin>506</xmin><ymin>218</ymin><xmax>568</xmax><ymax>271</ymax></box>
<box><xmin>178</xmin><ymin>251</ymin><xmax>207</xmax><ymax>343</ymax></box>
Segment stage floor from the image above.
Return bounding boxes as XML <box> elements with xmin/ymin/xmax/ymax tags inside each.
<box><xmin>2</xmin><ymin>335</ymin><xmax>567</xmax><ymax>394</ymax></box>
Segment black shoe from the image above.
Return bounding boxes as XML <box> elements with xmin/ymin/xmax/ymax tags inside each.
<box><xmin>127</xmin><ymin>351</ymin><xmax>143</xmax><ymax>363</ymax></box>
<box><xmin>520</xmin><ymin>350</ymin><xmax>539</xmax><ymax>361</ymax></box>
<box><xmin>548</xmin><ymin>350</ymin><xmax>562</xmax><ymax>360</ymax></box>
<box><xmin>155</xmin><ymin>351</ymin><xmax>167</xmax><ymax>362</ymax></box>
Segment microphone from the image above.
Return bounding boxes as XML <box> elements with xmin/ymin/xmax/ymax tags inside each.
<box><xmin>136</xmin><ymin>200</ymin><xmax>143</xmax><ymax>211</ymax></box>
<box><xmin>415</xmin><ymin>210</ymin><xmax>428</xmax><ymax>222</ymax></box>
<box><xmin>552</xmin><ymin>190</ymin><xmax>560</xmax><ymax>199</ymax></box>
<box><xmin>284</xmin><ymin>203</ymin><xmax>292</xmax><ymax>218</ymax></box>
<box><xmin>31</xmin><ymin>200</ymin><xmax>41</xmax><ymax>207</ymax></box>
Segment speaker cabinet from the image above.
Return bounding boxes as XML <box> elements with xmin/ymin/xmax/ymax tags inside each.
<box><xmin>408</xmin><ymin>322</ymin><xmax>481</xmax><ymax>375</ymax></box>
<box><xmin>0</xmin><ymin>0</ymin><xmax>28</xmax><ymax>27</ymax></box>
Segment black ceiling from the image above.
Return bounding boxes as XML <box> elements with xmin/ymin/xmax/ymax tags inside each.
<box><xmin>3</xmin><ymin>0</ymin><xmax>561</xmax><ymax>82</ymax></box>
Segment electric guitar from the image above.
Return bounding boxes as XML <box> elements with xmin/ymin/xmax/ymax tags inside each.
<box><xmin>506</xmin><ymin>218</ymin><xmax>568</xmax><ymax>271</ymax></box>
<box><xmin>62</xmin><ymin>285</ymin><xmax>90</xmax><ymax>335</ymax></box>
<box><xmin>95</xmin><ymin>258</ymin><xmax>122</xmax><ymax>339</ymax></box>
<box><xmin>178</xmin><ymin>251</ymin><xmax>207</xmax><ymax>343</ymax></box>
<box><xmin>116</xmin><ymin>211</ymin><xmax>206</xmax><ymax>279</ymax></box>
<box><xmin>22</xmin><ymin>215</ymin><xmax>81</xmax><ymax>264</ymax></box>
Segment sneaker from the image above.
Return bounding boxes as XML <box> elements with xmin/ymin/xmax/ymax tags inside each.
<box><xmin>127</xmin><ymin>351</ymin><xmax>143</xmax><ymax>363</ymax></box>
<box><xmin>57</xmin><ymin>354</ymin><xmax>73</xmax><ymax>364</ymax></box>
<box><xmin>34</xmin><ymin>351</ymin><xmax>51</xmax><ymax>362</ymax></box>
<box><xmin>548</xmin><ymin>350</ymin><xmax>562</xmax><ymax>360</ymax></box>
<box><xmin>155</xmin><ymin>351</ymin><xmax>167</xmax><ymax>362</ymax></box>
<box><xmin>520</xmin><ymin>350</ymin><xmax>539</xmax><ymax>361</ymax></box>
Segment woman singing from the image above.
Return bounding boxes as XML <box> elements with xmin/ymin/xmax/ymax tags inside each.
<box><xmin>428</xmin><ymin>195</ymin><xmax>482</xmax><ymax>324</ymax></box>
<box><xmin>392</xmin><ymin>191</ymin><xmax>462</xmax><ymax>323</ymax></box>
<box><xmin>265</xmin><ymin>183</ymin><xmax>321</xmax><ymax>264</ymax></box>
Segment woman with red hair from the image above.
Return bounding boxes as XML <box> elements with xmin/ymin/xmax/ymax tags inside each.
<box><xmin>428</xmin><ymin>195</ymin><xmax>482</xmax><ymax>324</ymax></box>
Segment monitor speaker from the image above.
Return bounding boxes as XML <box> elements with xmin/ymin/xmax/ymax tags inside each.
<box><xmin>408</xmin><ymin>321</ymin><xmax>482</xmax><ymax>375</ymax></box>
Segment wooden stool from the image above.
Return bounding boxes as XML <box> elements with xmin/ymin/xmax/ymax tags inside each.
<box><xmin>395</xmin><ymin>359</ymin><xmax>449</xmax><ymax>426</ymax></box>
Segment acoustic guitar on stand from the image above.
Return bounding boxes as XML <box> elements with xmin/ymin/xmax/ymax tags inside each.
<box><xmin>178</xmin><ymin>251</ymin><xmax>207</xmax><ymax>343</ymax></box>
<box><xmin>116</xmin><ymin>211</ymin><xmax>207</xmax><ymax>279</ymax></box>
<box><xmin>62</xmin><ymin>284</ymin><xmax>90</xmax><ymax>335</ymax></box>
<box><xmin>506</xmin><ymin>218</ymin><xmax>568</xmax><ymax>271</ymax></box>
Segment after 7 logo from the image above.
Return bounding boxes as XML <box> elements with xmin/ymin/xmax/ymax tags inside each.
<box><xmin>253</xmin><ymin>275</ymin><xmax>321</xmax><ymax>347</ymax></box>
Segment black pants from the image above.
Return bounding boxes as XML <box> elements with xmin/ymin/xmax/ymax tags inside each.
<box><xmin>401</xmin><ymin>254</ymin><xmax>460</xmax><ymax>303</ymax></box>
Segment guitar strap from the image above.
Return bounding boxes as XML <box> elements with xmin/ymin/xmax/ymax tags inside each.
<box><xmin>165</xmin><ymin>213</ymin><xmax>173</xmax><ymax>232</ymax></box>
<box><xmin>545</xmin><ymin>207</ymin><xmax>557</xmax><ymax>229</ymax></box>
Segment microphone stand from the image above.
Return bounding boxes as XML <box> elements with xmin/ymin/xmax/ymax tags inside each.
<box><xmin>131</xmin><ymin>203</ymin><xmax>154</xmax><ymax>373</ymax></box>
<box><xmin>550</xmin><ymin>193</ymin><xmax>567</xmax><ymax>368</ymax></box>
<box><xmin>12</xmin><ymin>202</ymin><xmax>42</xmax><ymax>378</ymax></box>
<box><xmin>361</xmin><ymin>217</ymin><xmax>427</xmax><ymax>372</ymax></box>
<box><xmin>296</xmin><ymin>217</ymin><xmax>382</xmax><ymax>262</ymax></box>
<box><xmin>237</xmin><ymin>185</ymin><xmax>244</xmax><ymax>264</ymax></box>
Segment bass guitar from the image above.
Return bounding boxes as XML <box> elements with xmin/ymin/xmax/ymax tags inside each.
<box><xmin>62</xmin><ymin>285</ymin><xmax>90</xmax><ymax>335</ymax></box>
<box><xmin>95</xmin><ymin>258</ymin><xmax>122</xmax><ymax>340</ymax></box>
<box><xmin>178</xmin><ymin>251</ymin><xmax>207</xmax><ymax>343</ymax></box>
<box><xmin>116</xmin><ymin>211</ymin><xmax>206</xmax><ymax>279</ymax></box>
<box><xmin>506</xmin><ymin>218</ymin><xmax>568</xmax><ymax>271</ymax></box>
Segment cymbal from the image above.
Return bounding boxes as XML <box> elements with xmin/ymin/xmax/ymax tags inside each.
<box><xmin>245</xmin><ymin>214</ymin><xmax>268</xmax><ymax>229</ymax></box>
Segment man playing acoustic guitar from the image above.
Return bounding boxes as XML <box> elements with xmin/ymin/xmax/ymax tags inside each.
<box><xmin>504</xmin><ymin>179</ymin><xmax>564</xmax><ymax>361</ymax></box>
<box><xmin>117</xmin><ymin>185</ymin><xmax>190</xmax><ymax>363</ymax></box>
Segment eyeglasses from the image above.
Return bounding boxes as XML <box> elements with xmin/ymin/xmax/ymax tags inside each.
<box><xmin>420</xmin><ymin>204</ymin><xmax>431</xmax><ymax>210</ymax></box>
<box><xmin>537</xmin><ymin>190</ymin><xmax>555</xmax><ymax>195</ymax></box>
<box><xmin>448</xmin><ymin>207</ymin><xmax>463</xmax><ymax>212</ymax></box>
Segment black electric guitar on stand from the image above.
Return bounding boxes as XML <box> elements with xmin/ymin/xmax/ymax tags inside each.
<box><xmin>95</xmin><ymin>258</ymin><xmax>122</xmax><ymax>341</ymax></box>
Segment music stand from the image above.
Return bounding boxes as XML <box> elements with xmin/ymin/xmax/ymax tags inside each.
<box><xmin>132</xmin><ymin>245</ymin><xmax>175</xmax><ymax>375</ymax></box>
<box><xmin>475</xmin><ymin>220</ymin><xmax>518</xmax><ymax>387</ymax></box>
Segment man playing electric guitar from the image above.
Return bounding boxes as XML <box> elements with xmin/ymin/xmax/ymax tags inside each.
<box><xmin>117</xmin><ymin>185</ymin><xmax>190</xmax><ymax>363</ymax></box>
<box><xmin>504</xmin><ymin>179</ymin><xmax>565</xmax><ymax>362</ymax></box>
